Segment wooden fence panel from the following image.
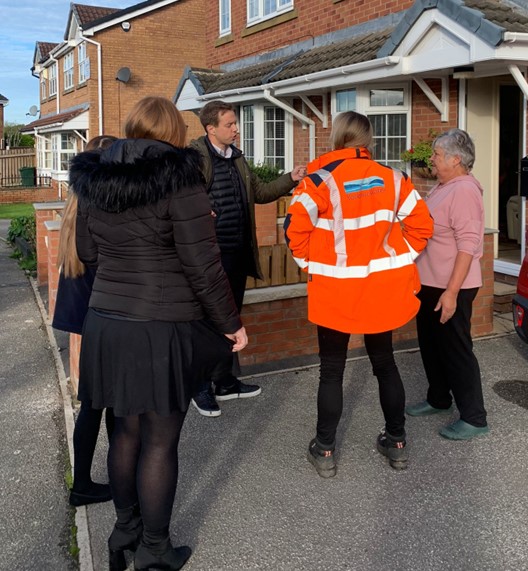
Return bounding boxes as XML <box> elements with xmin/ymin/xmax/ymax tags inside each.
<box><xmin>0</xmin><ymin>148</ymin><xmax>36</xmax><ymax>187</ymax></box>
<box><xmin>246</xmin><ymin>243</ymin><xmax>306</xmax><ymax>290</ymax></box>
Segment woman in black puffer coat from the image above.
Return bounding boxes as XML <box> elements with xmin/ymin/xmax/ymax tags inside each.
<box><xmin>71</xmin><ymin>96</ymin><xmax>247</xmax><ymax>571</ymax></box>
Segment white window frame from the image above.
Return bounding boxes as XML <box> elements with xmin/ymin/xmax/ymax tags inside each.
<box><xmin>247</xmin><ymin>0</ymin><xmax>293</xmax><ymax>26</ymax></box>
<box><xmin>331</xmin><ymin>83</ymin><xmax>411</xmax><ymax>169</ymax></box>
<box><xmin>219</xmin><ymin>0</ymin><xmax>231</xmax><ymax>36</ymax></box>
<box><xmin>78</xmin><ymin>42</ymin><xmax>90</xmax><ymax>84</ymax></box>
<box><xmin>37</xmin><ymin>134</ymin><xmax>52</xmax><ymax>170</ymax></box>
<box><xmin>63</xmin><ymin>52</ymin><xmax>74</xmax><ymax>90</ymax></box>
<box><xmin>52</xmin><ymin>132</ymin><xmax>77</xmax><ymax>173</ymax></box>
<box><xmin>40</xmin><ymin>75</ymin><xmax>47</xmax><ymax>101</ymax></box>
<box><xmin>238</xmin><ymin>102</ymin><xmax>293</xmax><ymax>171</ymax></box>
<box><xmin>48</xmin><ymin>63</ymin><xmax>57</xmax><ymax>97</ymax></box>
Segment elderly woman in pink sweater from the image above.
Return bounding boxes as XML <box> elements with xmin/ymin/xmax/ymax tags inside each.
<box><xmin>406</xmin><ymin>129</ymin><xmax>489</xmax><ymax>440</ymax></box>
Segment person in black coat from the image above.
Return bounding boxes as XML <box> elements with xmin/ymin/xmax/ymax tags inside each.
<box><xmin>71</xmin><ymin>96</ymin><xmax>247</xmax><ymax>571</ymax></box>
<box><xmin>52</xmin><ymin>134</ymin><xmax>117</xmax><ymax>507</ymax></box>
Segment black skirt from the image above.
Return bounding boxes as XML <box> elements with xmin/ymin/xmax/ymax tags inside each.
<box><xmin>78</xmin><ymin>309</ymin><xmax>234</xmax><ymax>417</ymax></box>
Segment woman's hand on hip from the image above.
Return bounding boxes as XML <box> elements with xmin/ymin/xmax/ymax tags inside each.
<box><xmin>435</xmin><ymin>290</ymin><xmax>457</xmax><ymax>324</ymax></box>
<box><xmin>225</xmin><ymin>326</ymin><xmax>248</xmax><ymax>352</ymax></box>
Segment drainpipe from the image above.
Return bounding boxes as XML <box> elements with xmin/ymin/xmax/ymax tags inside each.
<box><xmin>263</xmin><ymin>89</ymin><xmax>316</xmax><ymax>160</ymax></box>
<box><xmin>79</xmin><ymin>35</ymin><xmax>103</xmax><ymax>135</ymax></box>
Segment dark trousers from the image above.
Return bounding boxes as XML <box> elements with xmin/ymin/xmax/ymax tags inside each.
<box><xmin>316</xmin><ymin>326</ymin><xmax>406</xmax><ymax>447</ymax></box>
<box><xmin>196</xmin><ymin>251</ymin><xmax>247</xmax><ymax>393</ymax></box>
<box><xmin>416</xmin><ymin>285</ymin><xmax>487</xmax><ymax>427</ymax></box>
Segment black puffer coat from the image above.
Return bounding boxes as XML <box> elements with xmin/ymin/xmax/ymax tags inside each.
<box><xmin>70</xmin><ymin>138</ymin><xmax>241</xmax><ymax>333</ymax></box>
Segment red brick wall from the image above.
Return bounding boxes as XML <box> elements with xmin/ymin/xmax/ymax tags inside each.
<box><xmin>207</xmin><ymin>0</ymin><xmax>414</xmax><ymax>66</ymax></box>
<box><xmin>46</xmin><ymin>224</ymin><xmax>60</xmax><ymax>318</ymax></box>
<box><xmin>0</xmin><ymin>187</ymin><xmax>59</xmax><ymax>204</ymax></box>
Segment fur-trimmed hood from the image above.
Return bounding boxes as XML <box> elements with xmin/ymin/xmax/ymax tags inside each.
<box><xmin>70</xmin><ymin>139</ymin><xmax>204</xmax><ymax>212</ymax></box>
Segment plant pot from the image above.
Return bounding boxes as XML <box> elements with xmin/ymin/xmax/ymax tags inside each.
<box><xmin>411</xmin><ymin>164</ymin><xmax>436</xmax><ymax>180</ymax></box>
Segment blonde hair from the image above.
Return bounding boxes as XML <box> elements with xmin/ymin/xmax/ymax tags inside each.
<box><xmin>58</xmin><ymin>135</ymin><xmax>117</xmax><ymax>277</ymax></box>
<box><xmin>330</xmin><ymin>111</ymin><xmax>373</xmax><ymax>151</ymax></box>
<box><xmin>124</xmin><ymin>96</ymin><xmax>187</xmax><ymax>147</ymax></box>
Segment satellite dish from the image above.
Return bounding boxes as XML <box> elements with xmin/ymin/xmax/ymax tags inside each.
<box><xmin>28</xmin><ymin>105</ymin><xmax>39</xmax><ymax>116</ymax></box>
<box><xmin>116</xmin><ymin>67</ymin><xmax>131</xmax><ymax>83</ymax></box>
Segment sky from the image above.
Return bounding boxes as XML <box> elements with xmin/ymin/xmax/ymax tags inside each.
<box><xmin>0</xmin><ymin>0</ymin><xmax>130</xmax><ymax>125</ymax></box>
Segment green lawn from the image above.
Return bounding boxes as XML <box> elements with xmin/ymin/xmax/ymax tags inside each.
<box><xmin>0</xmin><ymin>203</ymin><xmax>34</xmax><ymax>219</ymax></box>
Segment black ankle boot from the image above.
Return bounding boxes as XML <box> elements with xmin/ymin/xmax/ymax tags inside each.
<box><xmin>134</xmin><ymin>533</ymin><xmax>192</xmax><ymax>571</ymax></box>
<box><xmin>108</xmin><ymin>504</ymin><xmax>143</xmax><ymax>571</ymax></box>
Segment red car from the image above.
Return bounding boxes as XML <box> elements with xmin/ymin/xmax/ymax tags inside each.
<box><xmin>513</xmin><ymin>252</ymin><xmax>528</xmax><ymax>342</ymax></box>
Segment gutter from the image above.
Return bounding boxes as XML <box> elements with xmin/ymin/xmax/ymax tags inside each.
<box><xmin>503</xmin><ymin>32</ymin><xmax>528</xmax><ymax>44</ymax></box>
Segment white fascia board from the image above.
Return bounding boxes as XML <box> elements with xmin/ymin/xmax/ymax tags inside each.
<box><xmin>176</xmin><ymin>79</ymin><xmax>202</xmax><ymax>111</ymax></box>
<box><xmin>82</xmin><ymin>0</ymin><xmax>180</xmax><ymax>35</ymax></box>
<box><xmin>198</xmin><ymin>85</ymin><xmax>270</xmax><ymax>103</ymax></box>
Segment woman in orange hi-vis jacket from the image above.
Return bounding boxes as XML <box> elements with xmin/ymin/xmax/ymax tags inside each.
<box><xmin>284</xmin><ymin>111</ymin><xmax>433</xmax><ymax>476</ymax></box>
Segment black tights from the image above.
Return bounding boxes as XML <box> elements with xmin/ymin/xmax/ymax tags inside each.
<box><xmin>73</xmin><ymin>402</ymin><xmax>115</xmax><ymax>491</ymax></box>
<box><xmin>108</xmin><ymin>409</ymin><xmax>187</xmax><ymax>534</ymax></box>
<box><xmin>316</xmin><ymin>326</ymin><xmax>405</xmax><ymax>446</ymax></box>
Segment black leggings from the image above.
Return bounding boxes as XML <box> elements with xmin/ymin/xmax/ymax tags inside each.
<box><xmin>316</xmin><ymin>326</ymin><xmax>405</xmax><ymax>446</ymax></box>
<box><xmin>108</xmin><ymin>409</ymin><xmax>187</xmax><ymax>533</ymax></box>
<box><xmin>73</xmin><ymin>402</ymin><xmax>115</xmax><ymax>490</ymax></box>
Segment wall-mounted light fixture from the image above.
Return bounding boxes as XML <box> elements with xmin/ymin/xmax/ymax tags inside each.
<box><xmin>121</xmin><ymin>21</ymin><xmax>131</xmax><ymax>32</ymax></box>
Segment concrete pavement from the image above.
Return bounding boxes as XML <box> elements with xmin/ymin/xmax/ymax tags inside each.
<box><xmin>1</xmin><ymin>217</ymin><xmax>527</xmax><ymax>571</ymax></box>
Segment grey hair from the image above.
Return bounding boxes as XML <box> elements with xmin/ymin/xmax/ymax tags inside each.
<box><xmin>433</xmin><ymin>128</ymin><xmax>475</xmax><ymax>171</ymax></box>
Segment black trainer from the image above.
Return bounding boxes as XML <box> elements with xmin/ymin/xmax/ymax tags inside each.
<box><xmin>69</xmin><ymin>482</ymin><xmax>112</xmax><ymax>506</ymax></box>
<box><xmin>307</xmin><ymin>438</ymin><xmax>336</xmax><ymax>478</ymax></box>
<box><xmin>191</xmin><ymin>387</ymin><xmax>221</xmax><ymax>417</ymax></box>
<box><xmin>376</xmin><ymin>429</ymin><xmax>408</xmax><ymax>470</ymax></box>
<box><xmin>215</xmin><ymin>378</ymin><xmax>262</xmax><ymax>401</ymax></box>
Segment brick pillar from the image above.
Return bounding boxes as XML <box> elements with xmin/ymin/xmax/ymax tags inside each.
<box><xmin>255</xmin><ymin>202</ymin><xmax>280</xmax><ymax>246</ymax></box>
<box><xmin>45</xmin><ymin>220</ymin><xmax>61</xmax><ymax>319</ymax></box>
<box><xmin>472</xmin><ymin>232</ymin><xmax>496</xmax><ymax>337</ymax></box>
<box><xmin>33</xmin><ymin>202</ymin><xmax>65</xmax><ymax>285</ymax></box>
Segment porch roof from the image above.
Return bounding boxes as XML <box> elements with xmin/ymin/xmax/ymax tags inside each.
<box><xmin>21</xmin><ymin>105</ymin><xmax>89</xmax><ymax>134</ymax></box>
<box><xmin>175</xmin><ymin>0</ymin><xmax>528</xmax><ymax>109</ymax></box>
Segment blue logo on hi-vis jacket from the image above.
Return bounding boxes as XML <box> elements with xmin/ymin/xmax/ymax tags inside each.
<box><xmin>344</xmin><ymin>177</ymin><xmax>384</xmax><ymax>193</ymax></box>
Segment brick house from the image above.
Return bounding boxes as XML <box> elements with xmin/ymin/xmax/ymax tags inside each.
<box><xmin>22</xmin><ymin>0</ymin><xmax>206</xmax><ymax>195</ymax></box>
<box><xmin>170</xmin><ymin>0</ymin><xmax>528</xmax><ymax>368</ymax></box>
<box><xmin>0</xmin><ymin>93</ymin><xmax>8</xmax><ymax>149</ymax></box>
<box><xmin>175</xmin><ymin>0</ymin><xmax>528</xmax><ymax>281</ymax></box>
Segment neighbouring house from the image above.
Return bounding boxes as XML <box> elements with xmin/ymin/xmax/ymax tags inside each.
<box><xmin>175</xmin><ymin>0</ymin><xmax>528</xmax><ymax>282</ymax></box>
<box><xmin>22</xmin><ymin>0</ymin><xmax>206</xmax><ymax>197</ymax></box>
<box><xmin>0</xmin><ymin>93</ymin><xmax>8</xmax><ymax>149</ymax></box>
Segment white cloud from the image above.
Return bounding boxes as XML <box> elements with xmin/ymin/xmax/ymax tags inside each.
<box><xmin>0</xmin><ymin>0</ymin><xmax>129</xmax><ymax>124</ymax></box>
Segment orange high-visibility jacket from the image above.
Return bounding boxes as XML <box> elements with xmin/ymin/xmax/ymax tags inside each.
<box><xmin>284</xmin><ymin>147</ymin><xmax>433</xmax><ymax>334</ymax></box>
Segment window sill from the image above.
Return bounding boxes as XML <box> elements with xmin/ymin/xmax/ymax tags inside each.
<box><xmin>215</xmin><ymin>33</ymin><xmax>233</xmax><ymax>47</ymax></box>
<box><xmin>241</xmin><ymin>9</ymin><xmax>298</xmax><ymax>37</ymax></box>
<box><xmin>63</xmin><ymin>87</ymin><xmax>75</xmax><ymax>95</ymax></box>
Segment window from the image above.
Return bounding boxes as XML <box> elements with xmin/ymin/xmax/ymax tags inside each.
<box><xmin>247</xmin><ymin>0</ymin><xmax>293</xmax><ymax>25</ymax></box>
<box><xmin>239</xmin><ymin>104</ymin><xmax>290</xmax><ymax>170</ymax></box>
<box><xmin>264</xmin><ymin>106</ymin><xmax>286</xmax><ymax>170</ymax></box>
<box><xmin>335</xmin><ymin>89</ymin><xmax>356</xmax><ymax>113</ymax></box>
<box><xmin>242</xmin><ymin>105</ymin><xmax>254</xmax><ymax>163</ymax></box>
<box><xmin>219</xmin><ymin>0</ymin><xmax>231</xmax><ymax>35</ymax></box>
<box><xmin>37</xmin><ymin>135</ymin><xmax>52</xmax><ymax>170</ymax></box>
<box><xmin>332</xmin><ymin>85</ymin><xmax>410</xmax><ymax>169</ymax></box>
<box><xmin>49</xmin><ymin>64</ymin><xmax>57</xmax><ymax>97</ymax></box>
<box><xmin>40</xmin><ymin>75</ymin><xmax>47</xmax><ymax>100</ymax></box>
<box><xmin>368</xmin><ymin>114</ymin><xmax>407</xmax><ymax>170</ymax></box>
<box><xmin>52</xmin><ymin>133</ymin><xmax>77</xmax><ymax>171</ymax></box>
<box><xmin>78</xmin><ymin>43</ymin><xmax>90</xmax><ymax>83</ymax></box>
<box><xmin>63</xmin><ymin>52</ymin><xmax>74</xmax><ymax>90</ymax></box>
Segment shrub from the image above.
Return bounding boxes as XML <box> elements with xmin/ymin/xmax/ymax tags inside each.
<box><xmin>7</xmin><ymin>215</ymin><xmax>36</xmax><ymax>248</ymax></box>
<box><xmin>248</xmin><ymin>161</ymin><xmax>283</xmax><ymax>182</ymax></box>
